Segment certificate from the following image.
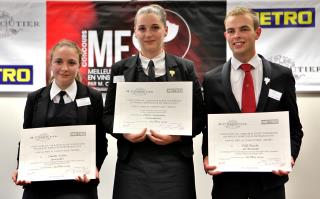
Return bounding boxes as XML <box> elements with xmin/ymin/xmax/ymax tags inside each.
<box><xmin>113</xmin><ymin>82</ymin><xmax>192</xmax><ymax>135</ymax></box>
<box><xmin>18</xmin><ymin>125</ymin><xmax>96</xmax><ymax>181</ymax></box>
<box><xmin>208</xmin><ymin>111</ymin><xmax>291</xmax><ymax>172</ymax></box>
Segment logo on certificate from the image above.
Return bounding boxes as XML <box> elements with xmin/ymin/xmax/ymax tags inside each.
<box><xmin>219</xmin><ymin>120</ymin><xmax>247</xmax><ymax>129</ymax></box>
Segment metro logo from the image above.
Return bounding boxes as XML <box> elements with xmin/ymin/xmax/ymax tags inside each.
<box><xmin>254</xmin><ymin>8</ymin><xmax>315</xmax><ymax>28</ymax></box>
<box><xmin>0</xmin><ymin>65</ymin><xmax>33</xmax><ymax>85</ymax></box>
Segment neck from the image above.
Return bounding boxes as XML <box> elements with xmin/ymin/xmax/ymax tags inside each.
<box><xmin>55</xmin><ymin>80</ymin><xmax>73</xmax><ymax>90</ymax></box>
<box><xmin>235</xmin><ymin>52</ymin><xmax>255</xmax><ymax>63</ymax></box>
<box><xmin>141</xmin><ymin>49</ymin><xmax>162</xmax><ymax>59</ymax></box>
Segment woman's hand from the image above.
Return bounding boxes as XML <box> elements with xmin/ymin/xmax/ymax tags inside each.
<box><xmin>12</xmin><ymin>170</ymin><xmax>31</xmax><ymax>186</ymax></box>
<box><xmin>75</xmin><ymin>167</ymin><xmax>99</xmax><ymax>183</ymax></box>
<box><xmin>147</xmin><ymin>129</ymin><xmax>181</xmax><ymax>145</ymax></box>
<box><xmin>123</xmin><ymin>128</ymin><xmax>147</xmax><ymax>143</ymax></box>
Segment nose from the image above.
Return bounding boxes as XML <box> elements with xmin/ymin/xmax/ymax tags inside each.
<box><xmin>61</xmin><ymin>63</ymin><xmax>68</xmax><ymax>71</ymax></box>
<box><xmin>233</xmin><ymin>30</ymin><xmax>241</xmax><ymax>38</ymax></box>
<box><xmin>145</xmin><ymin>29</ymin><xmax>152</xmax><ymax>37</ymax></box>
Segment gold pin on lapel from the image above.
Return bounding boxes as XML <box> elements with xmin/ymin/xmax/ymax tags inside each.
<box><xmin>169</xmin><ymin>70</ymin><xmax>175</xmax><ymax>77</ymax></box>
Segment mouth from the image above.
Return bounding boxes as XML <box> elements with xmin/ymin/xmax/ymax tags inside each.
<box><xmin>59</xmin><ymin>74</ymin><xmax>70</xmax><ymax>78</ymax></box>
<box><xmin>233</xmin><ymin>41</ymin><xmax>245</xmax><ymax>48</ymax></box>
<box><xmin>144</xmin><ymin>40</ymin><xmax>155</xmax><ymax>44</ymax></box>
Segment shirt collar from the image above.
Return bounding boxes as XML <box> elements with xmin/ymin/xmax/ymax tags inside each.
<box><xmin>139</xmin><ymin>50</ymin><xmax>165</xmax><ymax>69</ymax></box>
<box><xmin>50</xmin><ymin>80</ymin><xmax>77</xmax><ymax>101</ymax></box>
<box><xmin>231</xmin><ymin>54</ymin><xmax>261</xmax><ymax>70</ymax></box>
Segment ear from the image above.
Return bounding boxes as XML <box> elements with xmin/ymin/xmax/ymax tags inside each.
<box><xmin>165</xmin><ymin>25</ymin><xmax>168</xmax><ymax>36</ymax></box>
<box><xmin>255</xmin><ymin>27</ymin><xmax>262</xmax><ymax>40</ymax></box>
<box><xmin>224</xmin><ymin>31</ymin><xmax>227</xmax><ymax>39</ymax></box>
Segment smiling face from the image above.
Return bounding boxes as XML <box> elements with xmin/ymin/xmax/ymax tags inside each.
<box><xmin>224</xmin><ymin>13</ymin><xmax>261</xmax><ymax>63</ymax></box>
<box><xmin>134</xmin><ymin>12</ymin><xmax>168</xmax><ymax>59</ymax></box>
<box><xmin>50</xmin><ymin>45</ymin><xmax>80</xmax><ymax>89</ymax></box>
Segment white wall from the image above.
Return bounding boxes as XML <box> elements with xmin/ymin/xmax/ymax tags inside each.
<box><xmin>0</xmin><ymin>93</ymin><xmax>318</xmax><ymax>198</ymax></box>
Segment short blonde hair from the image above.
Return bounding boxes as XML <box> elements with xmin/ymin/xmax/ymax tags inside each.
<box><xmin>225</xmin><ymin>7</ymin><xmax>260</xmax><ymax>30</ymax></box>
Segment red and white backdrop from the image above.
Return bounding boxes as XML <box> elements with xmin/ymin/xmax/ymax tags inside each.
<box><xmin>0</xmin><ymin>0</ymin><xmax>319</xmax><ymax>92</ymax></box>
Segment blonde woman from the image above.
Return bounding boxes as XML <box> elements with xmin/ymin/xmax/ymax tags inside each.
<box><xmin>103</xmin><ymin>4</ymin><xmax>204</xmax><ymax>199</ymax></box>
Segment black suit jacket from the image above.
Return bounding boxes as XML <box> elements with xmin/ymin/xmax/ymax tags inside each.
<box><xmin>202</xmin><ymin>55</ymin><xmax>303</xmax><ymax>189</ymax></box>
<box><xmin>103</xmin><ymin>53</ymin><xmax>205</xmax><ymax>160</ymax></box>
<box><xmin>21</xmin><ymin>81</ymin><xmax>107</xmax><ymax>171</ymax></box>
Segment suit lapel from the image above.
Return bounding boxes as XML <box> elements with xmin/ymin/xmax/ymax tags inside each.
<box><xmin>33</xmin><ymin>85</ymin><xmax>51</xmax><ymax>127</ymax></box>
<box><xmin>221</xmin><ymin>60</ymin><xmax>241</xmax><ymax>113</ymax></box>
<box><xmin>75</xmin><ymin>82</ymin><xmax>88</xmax><ymax>124</ymax></box>
<box><xmin>256</xmin><ymin>55</ymin><xmax>271</xmax><ymax>112</ymax></box>
<box><xmin>123</xmin><ymin>55</ymin><xmax>140</xmax><ymax>82</ymax></box>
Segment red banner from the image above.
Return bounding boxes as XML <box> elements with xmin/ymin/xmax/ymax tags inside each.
<box><xmin>47</xmin><ymin>1</ymin><xmax>226</xmax><ymax>91</ymax></box>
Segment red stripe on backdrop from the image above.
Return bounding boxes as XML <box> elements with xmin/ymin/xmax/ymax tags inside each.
<box><xmin>46</xmin><ymin>1</ymin><xmax>97</xmax><ymax>84</ymax></box>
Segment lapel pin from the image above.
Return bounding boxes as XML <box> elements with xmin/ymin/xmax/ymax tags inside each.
<box><xmin>169</xmin><ymin>70</ymin><xmax>175</xmax><ymax>77</ymax></box>
<box><xmin>264</xmin><ymin>77</ymin><xmax>270</xmax><ymax>85</ymax></box>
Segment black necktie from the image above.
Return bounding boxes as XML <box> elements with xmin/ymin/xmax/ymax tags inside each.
<box><xmin>148</xmin><ymin>60</ymin><xmax>155</xmax><ymax>80</ymax></box>
<box><xmin>58</xmin><ymin>91</ymin><xmax>66</xmax><ymax>104</ymax></box>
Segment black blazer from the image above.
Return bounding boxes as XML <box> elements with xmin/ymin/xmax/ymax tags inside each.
<box><xmin>202</xmin><ymin>54</ymin><xmax>303</xmax><ymax>189</ymax></box>
<box><xmin>22</xmin><ymin>81</ymin><xmax>107</xmax><ymax>171</ymax></box>
<box><xmin>103</xmin><ymin>53</ymin><xmax>205</xmax><ymax>160</ymax></box>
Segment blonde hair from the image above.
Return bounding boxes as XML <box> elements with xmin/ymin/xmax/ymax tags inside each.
<box><xmin>225</xmin><ymin>7</ymin><xmax>260</xmax><ymax>30</ymax></box>
<box><xmin>49</xmin><ymin>39</ymin><xmax>82</xmax><ymax>82</ymax></box>
<box><xmin>134</xmin><ymin>4</ymin><xmax>167</xmax><ymax>27</ymax></box>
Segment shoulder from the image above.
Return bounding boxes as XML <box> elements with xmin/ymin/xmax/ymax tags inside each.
<box><xmin>77</xmin><ymin>81</ymin><xmax>102</xmax><ymax>99</ymax></box>
<box><xmin>87</xmin><ymin>86</ymin><xmax>102</xmax><ymax>98</ymax></box>
<box><xmin>204</xmin><ymin>64</ymin><xmax>224</xmax><ymax>80</ymax></box>
<box><xmin>270</xmin><ymin>61</ymin><xmax>292</xmax><ymax>74</ymax></box>
<box><xmin>167</xmin><ymin>53</ymin><xmax>194</xmax><ymax>66</ymax></box>
<box><xmin>261</xmin><ymin>56</ymin><xmax>293</xmax><ymax>78</ymax></box>
<box><xmin>112</xmin><ymin>55</ymin><xmax>138</xmax><ymax>69</ymax></box>
<box><xmin>27</xmin><ymin>85</ymin><xmax>49</xmax><ymax>100</ymax></box>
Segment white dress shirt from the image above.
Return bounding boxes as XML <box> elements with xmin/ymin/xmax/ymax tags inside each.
<box><xmin>230</xmin><ymin>54</ymin><xmax>263</xmax><ymax>110</ymax></box>
<box><xmin>50</xmin><ymin>80</ymin><xmax>77</xmax><ymax>104</ymax></box>
<box><xmin>139</xmin><ymin>50</ymin><xmax>166</xmax><ymax>77</ymax></box>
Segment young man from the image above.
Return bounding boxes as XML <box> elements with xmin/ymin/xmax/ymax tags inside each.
<box><xmin>202</xmin><ymin>7</ymin><xmax>303</xmax><ymax>199</ymax></box>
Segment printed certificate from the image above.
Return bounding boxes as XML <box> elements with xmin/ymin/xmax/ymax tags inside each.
<box><xmin>113</xmin><ymin>82</ymin><xmax>192</xmax><ymax>135</ymax></box>
<box><xmin>208</xmin><ymin>111</ymin><xmax>291</xmax><ymax>172</ymax></box>
<box><xmin>18</xmin><ymin>125</ymin><xmax>96</xmax><ymax>181</ymax></box>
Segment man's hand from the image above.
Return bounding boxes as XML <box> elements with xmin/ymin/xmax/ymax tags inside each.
<box><xmin>272</xmin><ymin>157</ymin><xmax>295</xmax><ymax>176</ymax></box>
<box><xmin>203</xmin><ymin>156</ymin><xmax>222</xmax><ymax>176</ymax></box>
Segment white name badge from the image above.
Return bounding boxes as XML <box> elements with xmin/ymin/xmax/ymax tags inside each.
<box><xmin>113</xmin><ymin>75</ymin><xmax>125</xmax><ymax>83</ymax></box>
<box><xmin>76</xmin><ymin>97</ymin><xmax>91</xmax><ymax>107</ymax></box>
<box><xmin>268</xmin><ymin>89</ymin><xmax>282</xmax><ymax>101</ymax></box>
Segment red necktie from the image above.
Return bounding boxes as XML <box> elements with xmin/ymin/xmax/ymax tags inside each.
<box><xmin>240</xmin><ymin>64</ymin><xmax>256</xmax><ymax>113</ymax></box>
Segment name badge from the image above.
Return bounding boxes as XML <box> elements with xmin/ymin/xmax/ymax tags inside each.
<box><xmin>268</xmin><ymin>89</ymin><xmax>282</xmax><ymax>101</ymax></box>
<box><xmin>76</xmin><ymin>97</ymin><xmax>91</xmax><ymax>107</ymax></box>
<box><xmin>113</xmin><ymin>75</ymin><xmax>125</xmax><ymax>83</ymax></box>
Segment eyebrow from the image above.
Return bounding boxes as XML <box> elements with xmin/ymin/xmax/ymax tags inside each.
<box><xmin>226</xmin><ymin>25</ymin><xmax>251</xmax><ymax>30</ymax></box>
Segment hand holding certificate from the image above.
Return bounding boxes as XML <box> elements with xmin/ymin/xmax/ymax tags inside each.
<box><xmin>208</xmin><ymin>111</ymin><xmax>291</xmax><ymax>172</ymax></box>
<box><xmin>18</xmin><ymin>125</ymin><xmax>96</xmax><ymax>182</ymax></box>
<box><xmin>113</xmin><ymin>82</ymin><xmax>192</xmax><ymax>136</ymax></box>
